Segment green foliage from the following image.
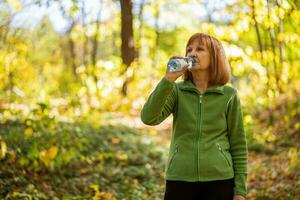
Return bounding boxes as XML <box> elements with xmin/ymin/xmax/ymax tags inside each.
<box><xmin>1</xmin><ymin>0</ymin><xmax>300</xmax><ymax>199</ymax></box>
<box><xmin>0</xmin><ymin>111</ymin><xmax>166</xmax><ymax>199</ymax></box>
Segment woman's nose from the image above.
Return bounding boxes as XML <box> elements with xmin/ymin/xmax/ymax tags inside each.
<box><xmin>187</xmin><ymin>50</ymin><xmax>196</xmax><ymax>56</ymax></box>
<box><xmin>187</xmin><ymin>54</ymin><xmax>196</xmax><ymax>58</ymax></box>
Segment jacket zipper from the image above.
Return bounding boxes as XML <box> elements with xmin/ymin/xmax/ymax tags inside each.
<box><xmin>197</xmin><ymin>94</ymin><xmax>203</xmax><ymax>180</ymax></box>
<box><xmin>168</xmin><ymin>144</ymin><xmax>178</xmax><ymax>170</ymax></box>
<box><xmin>216</xmin><ymin>143</ymin><xmax>231</xmax><ymax>167</ymax></box>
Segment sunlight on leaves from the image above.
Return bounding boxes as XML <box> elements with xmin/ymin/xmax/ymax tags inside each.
<box><xmin>253</xmin><ymin>128</ymin><xmax>276</xmax><ymax>144</ymax></box>
<box><xmin>39</xmin><ymin>146</ymin><xmax>58</xmax><ymax>166</ymax></box>
<box><xmin>24</xmin><ymin>127</ymin><xmax>33</xmax><ymax>138</ymax></box>
<box><xmin>6</xmin><ymin>0</ymin><xmax>21</xmax><ymax>12</ymax></box>
<box><xmin>116</xmin><ymin>151</ymin><xmax>128</xmax><ymax>161</ymax></box>
<box><xmin>0</xmin><ymin>139</ymin><xmax>7</xmax><ymax>160</ymax></box>
<box><xmin>288</xmin><ymin>147</ymin><xmax>300</xmax><ymax>173</ymax></box>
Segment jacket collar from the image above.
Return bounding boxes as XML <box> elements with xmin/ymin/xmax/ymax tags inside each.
<box><xmin>178</xmin><ymin>80</ymin><xmax>225</xmax><ymax>95</ymax></box>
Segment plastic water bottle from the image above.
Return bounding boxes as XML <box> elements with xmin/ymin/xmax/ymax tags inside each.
<box><xmin>167</xmin><ymin>57</ymin><xmax>196</xmax><ymax>72</ymax></box>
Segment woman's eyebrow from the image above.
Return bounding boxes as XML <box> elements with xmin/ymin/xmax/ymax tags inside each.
<box><xmin>187</xmin><ymin>45</ymin><xmax>197</xmax><ymax>49</ymax></box>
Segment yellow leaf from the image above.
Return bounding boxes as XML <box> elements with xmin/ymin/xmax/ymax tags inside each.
<box><xmin>111</xmin><ymin>137</ymin><xmax>120</xmax><ymax>145</ymax></box>
<box><xmin>39</xmin><ymin>150</ymin><xmax>49</xmax><ymax>166</ymax></box>
<box><xmin>100</xmin><ymin>191</ymin><xmax>117</xmax><ymax>200</ymax></box>
<box><xmin>90</xmin><ymin>184</ymin><xmax>101</xmax><ymax>200</ymax></box>
<box><xmin>47</xmin><ymin>146</ymin><xmax>58</xmax><ymax>159</ymax></box>
<box><xmin>24</xmin><ymin>127</ymin><xmax>33</xmax><ymax>138</ymax></box>
<box><xmin>8</xmin><ymin>150</ymin><xmax>16</xmax><ymax>163</ymax></box>
<box><xmin>98</xmin><ymin>153</ymin><xmax>104</xmax><ymax>161</ymax></box>
<box><xmin>0</xmin><ymin>140</ymin><xmax>7</xmax><ymax>160</ymax></box>
<box><xmin>39</xmin><ymin>146</ymin><xmax>58</xmax><ymax>166</ymax></box>
<box><xmin>116</xmin><ymin>151</ymin><xmax>128</xmax><ymax>161</ymax></box>
<box><xmin>132</xmin><ymin>178</ymin><xmax>139</xmax><ymax>188</ymax></box>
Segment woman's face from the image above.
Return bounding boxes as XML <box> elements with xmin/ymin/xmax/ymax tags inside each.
<box><xmin>186</xmin><ymin>40</ymin><xmax>211</xmax><ymax>71</ymax></box>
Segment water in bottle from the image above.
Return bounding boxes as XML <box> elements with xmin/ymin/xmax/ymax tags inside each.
<box><xmin>167</xmin><ymin>57</ymin><xmax>197</xmax><ymax>72</ymax></box>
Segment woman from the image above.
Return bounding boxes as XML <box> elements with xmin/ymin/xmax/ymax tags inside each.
<box><xmin>141</xmin><ymin>33</ymin><xmax>248</xmax><ymax>200</ymax></box>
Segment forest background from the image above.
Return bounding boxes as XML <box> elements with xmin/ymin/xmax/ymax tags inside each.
<box><xmin>0</xmin><ymin>0</ymin><xmax>300</xmax><ymax>199</ymax></box>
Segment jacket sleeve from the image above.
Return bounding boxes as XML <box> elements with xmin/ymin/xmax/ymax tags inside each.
<box><xmin>226</xmin><ymin>90</ymin><xmax>248</xmax><ymax>197</ymax></box>
<box><xmin>140</xmin><ymin>76</ymin><xmax>176</xmax><ymax>126</ymax></box>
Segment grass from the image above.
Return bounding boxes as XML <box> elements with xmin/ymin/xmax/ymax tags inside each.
<box><xmin>0</xmin><ymin>109</ymin><xmax>300</xmax><ymax>199</ymax></box>
<box><xmin>0</xmin><ymin>117</ymin><xmax>166</xmax><ymax>200</ymax></box>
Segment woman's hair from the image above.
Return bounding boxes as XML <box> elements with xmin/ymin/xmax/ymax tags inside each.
<box><xmin>184</xmin><ymin>33</ymin><xmax>231</xmax><ymax>85</ymax></box>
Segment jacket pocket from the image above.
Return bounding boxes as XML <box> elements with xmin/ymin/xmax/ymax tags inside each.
<box><xmin>167</xmin><ymin>144</ymin><xmax>179</xmax><ymax>171</ymax></box>
<box><xmin>216</xmin><ymin>143</ymin><xmax>232</xmax><ymax>167</ymax></box>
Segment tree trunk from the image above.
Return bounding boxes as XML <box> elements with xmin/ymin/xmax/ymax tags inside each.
<box><xmin>81</xmin><ymin>0</ymin><xmax>89</xmax><ymax>66</ymax></box>
<box><xmin>250</xmin><ymin>0</ymin><xmax>263</xmax><ymax>62</ymax></box>
<box><xmin>58</xmin><ymin>4</ymin><xmax>78</xmax><ymax>80</ymax></box>
<box><xmin>250</xmin><ymin>0</ymin><xmax>274</xmax><ymax>125</ymax></box>
<box><xmin>120</xmin><ymin>0</ymin><xmax>136</xmax><ymax>96</ymax></box>
<box><xmin>91</xmin><ymin>0</ymin><xmax>103</xmax><ymax>67</ymax></box>
<box><xmin>68</xmin><ymin>35</ymin><xmax>77</xmax><ymax>79</ymax></box>
<box><xmin>136</xmin><ymin>0</ymin><xmax>146</xmax><ymax>60</ymax></box>
<box><xmin>267</xmin><ymin>0</ymin><xmax>282</xmax><ymax>94</ymax></box>
<box><xmin>276</xmin><ymin>0</ymin><xmax>285</xmax><ymax>86</ymax></box>
<box><xmin>151</xmin><ymin>0</ymin><xmax>160</xmax><ymax>80</ymax></box>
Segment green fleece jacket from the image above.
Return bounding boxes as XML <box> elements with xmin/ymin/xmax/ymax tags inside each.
<box><xmin>141</xmin><ymin>76</ymin><xmax>248</xmax><ymax>197</ymax></box>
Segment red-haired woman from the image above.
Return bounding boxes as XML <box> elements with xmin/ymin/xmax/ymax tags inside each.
<box><xmin>141</xmin><ymin>33</ymin><xmax>248</xmax><ymax>200</ymax></box>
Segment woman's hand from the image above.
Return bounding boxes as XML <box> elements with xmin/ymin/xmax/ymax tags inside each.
<box><xmin>233</xmin><ymin>195</ymin><xmax>246</xmax><ymax>200</ymax></box>
<box><xmin>165</xmin><ymin>56</ymin><xmax>189</xmax><ymax>82</ymax></box>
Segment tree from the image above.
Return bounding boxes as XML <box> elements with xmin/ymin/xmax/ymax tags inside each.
<box><xmin>119</xmin><ymin>0</ymin><xmax>136</xmax><ymax>96</ymax></box>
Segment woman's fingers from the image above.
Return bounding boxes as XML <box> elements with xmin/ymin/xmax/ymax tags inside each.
<box><xmin>181</xmin><ymin>65</ymin><xmax>188</xmax><ymax>71</ymax></box>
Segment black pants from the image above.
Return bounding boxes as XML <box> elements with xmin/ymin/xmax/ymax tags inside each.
<box><xmin>163</xmin><ymin>178</ymin><xmax>234</xmax><ymax>200</ymax></box>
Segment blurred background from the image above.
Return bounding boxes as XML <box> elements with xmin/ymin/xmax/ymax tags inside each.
<box><xmin>0</xmin><ymin>0</ymin><xmax>299</xmax><ymax>199</ymax></box>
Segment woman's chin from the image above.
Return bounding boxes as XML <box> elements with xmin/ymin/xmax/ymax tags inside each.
<box><xmin>189</xmin><ymin>66</ymin><xmax>201</xmax><ymax>71</ymax></box>
<box><xmin>189</xmin><ymin>65</ymin><xmax>210</xmax><ymax>71</ymax></box>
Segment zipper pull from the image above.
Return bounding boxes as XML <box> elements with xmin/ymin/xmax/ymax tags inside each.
<box><xmin>200</xmin><ymin>95</ymin><xmax>202</xmax><ymax>103</ymax></box>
